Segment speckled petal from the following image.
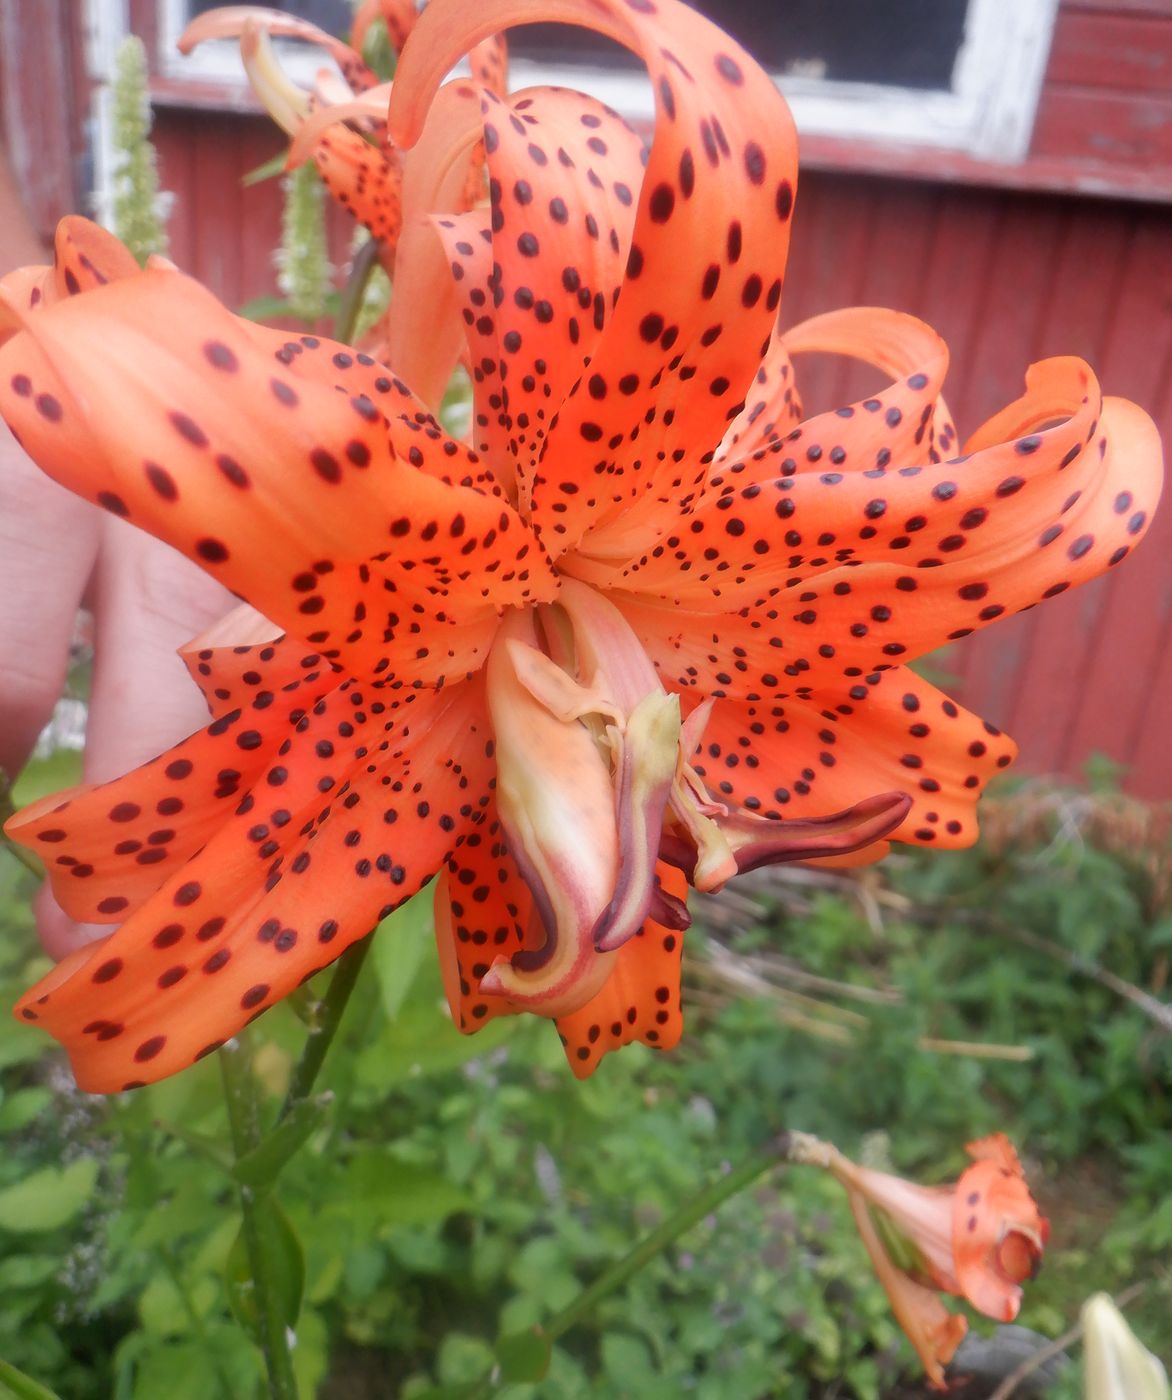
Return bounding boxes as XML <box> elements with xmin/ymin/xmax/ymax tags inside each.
<box><xmin>555</xmin><ymin>863</ymin><xmax>688</xmax><ymax>1076</ymax></box>
<box><xmin>678</xmin><ymin>667</ymin><xmax>1016</xmax><ymax>850</ymax></box>
<box><xmin>0</xmin><ymin>264</ymin><xmax>558</xmax><ymax>685</ymax></box>
<box><xmin>389</xmin><ymin>0</ymin><xmax>799</xmax><ymax>558</ymax></box>
<box><xmin>13</xmin><ymin>679</ymin><xmax>493</xmax><ymax>1092</ymax></box>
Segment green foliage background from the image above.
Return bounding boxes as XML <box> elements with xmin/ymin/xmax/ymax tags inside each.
<box><xmin>1</xmin><ymin>754</ymin><xmax>1169</xmax><ymax>1399</ymax></box>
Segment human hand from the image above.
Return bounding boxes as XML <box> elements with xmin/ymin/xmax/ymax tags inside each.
<box><xmin>0</xmin><ymin>420</ymin><xmax>232</xmax><ymax>958</ymax></box>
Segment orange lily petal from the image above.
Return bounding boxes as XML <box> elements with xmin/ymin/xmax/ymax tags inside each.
<box><xmin>0</xmin><ymin>217</ymin><xmax>141</xmax><ymax>343</ymax></box>
<box><xmin>353</xmin><ymin>0</ymin><xmax>418</xmax><ymax>54</ymax></box>
<box><xmin>555</xmin><ymin>863</ymin><xmax>688</xmax><ymax>1077</ymax></box>
<box><xmin>0</xmin><ymin>264</ymin><xmax>557</xmax><ymax>684</ymax></box>
<box><xmin>714</xmin><ymin>319</ymin><xmax>804</xmax><ymax>465</ymax></box>
<box><xmin>436</xmin><ymin>85</ymin><xmax>644</xmax><ymax>498</ymax></box>
<box><xmin>434</xmin><ymin>806</ymin><xmax>535</xmax><ymax>1031</ymax></box>
<box><xmin>389</xmin><ymin>0</ymin><xmax>799</xmax><ymax>558</ymax></box>
<box><xmin>386</xmin><ymin>82</ymin><xmax>490</xmax><ymax>407</ymax></box>
<box><xmin>6</xmin><ymin>634</ymin><xmax>331</xmax><ymax>925</ymax></box>
<box><xmin>614</xmin><ymin>359</ymin><xmax>1161</xmax><ymax>691</ymax></box>
<box><xmin>952</xmin><ymin>1134</ymin><xmax>1049</xmax><ymax>1322</ymax></box>
<box><xmin>674</xmin><ymin>667</ymin><xmax>1015</xmax><ymax>849</ymax></box>
<box><xmin>469</xmin><ymin>34</ymin><xmax>509</xmax><ymax>99</ymax></box>
<box><xmin>14</xmin><ymin>679</ymin><xmax>493</xmax><ymax>1091</ymax></box>
<box><xmin>179</xmin><ymin>6</ymin><xmax>375</xmax><ymax>93</ymax></box>
<box><xmin>846</xmin><ymin>1191</ymin><xmax>967</xmax><ymax>1391</ymax></box>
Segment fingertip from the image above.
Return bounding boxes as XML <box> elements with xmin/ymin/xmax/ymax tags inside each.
<box><xmin>34</xmin><ymin>882</ymin><xmax>110</xmax><ymax>962</ymax></box>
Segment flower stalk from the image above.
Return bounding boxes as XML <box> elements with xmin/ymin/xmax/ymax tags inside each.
<box><xmin>278</xmin><ymin>933</ymin><xmax>373</xmax><ymax>1122</ymax></box>
<box><xmin>219</xmin><ymin>1036</ymin><xmax>299</xmax><ymax>1400</ymax></box>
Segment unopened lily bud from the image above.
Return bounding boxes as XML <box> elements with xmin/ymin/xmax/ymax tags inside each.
<box><xmin>1083</xmin><ymin>1293</ymin><xmax>1169</xmax><ymax>1400</ymax></box>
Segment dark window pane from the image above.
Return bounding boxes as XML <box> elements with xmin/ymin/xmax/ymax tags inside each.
<box><xmin>187</xmin><ymin>0</ymin><xmax>353</xmax><ymax>34</ymax></box>
<box><xmin>509</xmin><ymin>0</ymin><xmax>970</xmax><ymax>92</ymax></box>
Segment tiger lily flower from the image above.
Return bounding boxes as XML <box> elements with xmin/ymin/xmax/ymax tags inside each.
<box><xmin>827</xmin><ymin>1135</ymin><xmax>1049</xmax><ymax>1388</ymax></box>
<box><xmin>178</xmin><ymin>4</ymin><xmax>507</xmax><ymax>260</ymax></box>
<box><xmin>0</xmin><ymin>0</ymin><xmax>1162</xmax><ymax>1093</ymax></box>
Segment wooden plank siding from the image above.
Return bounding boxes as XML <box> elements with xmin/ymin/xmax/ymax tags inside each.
<box><xmin>782</xmin><ymin>174</ymin><xmax>1172</xmax><ymax>799</ymax></box>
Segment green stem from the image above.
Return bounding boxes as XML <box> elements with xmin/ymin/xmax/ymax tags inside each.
<box><xmin>470</xmin><ymin>1131</ymin><xmax>827</xmax><ymax>1398</ymax></box>
<box><xmin>219</xmin><ymin>1036</ymin><xmax>299</xmax><ymax>1400</ymax></box>
<box><xmin>333</xmin><ymin>236</ymin><xmax>381</xmax><ymax>346</ymax></box>
<box><xmin>278</xmin><ymin>934</ymin><xmax>373</xmax><ymax>1122</ymax></box>
<box><xmin>546</xmin><ymin>1133</ymin><xmax>800</xmax><ymax>1342</ymax></box>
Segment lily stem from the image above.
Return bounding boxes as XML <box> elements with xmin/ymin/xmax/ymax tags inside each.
<box><xmin>278</xmin><ymin>933</ymin><xmax>373</xmax><ymax>1122</ymax></box>
<box><xmin>545</xmin><ymin>1130</ymin><xmax>818</xmax><ymax>1342</ymax></box>
<box><xmin>468</xmin><ymin>1131</ymin><xmax>827</xmax><ymax>1397</ymax></box>
<box><xmin>219</xmin><ymin>1035</ymin><xmax>299</xmax><ymax>1400</ymax></box>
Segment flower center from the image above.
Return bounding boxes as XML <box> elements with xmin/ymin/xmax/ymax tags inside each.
<box><xmin>479</xmin><ymin>579</ymin><xmax>912</xmax><ymax>1019</ymax></box>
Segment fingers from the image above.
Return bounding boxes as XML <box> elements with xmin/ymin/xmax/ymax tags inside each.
<box><xmin>85</xmin><ymin>514</ymin><xmax>235</xmax><ymax>783</ymax></box>
<box><xmin>35</xmin><ymin>519</ymin><xmax>236</xmax><ymax>960</ymax></box>
<box><xmin>0</xmin><ymin>420</ymin><xmax>100</xmax><ymax>778</ymax></box>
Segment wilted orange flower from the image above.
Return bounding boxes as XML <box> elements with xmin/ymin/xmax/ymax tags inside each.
<box><xmin>827</xmin><ymin>1134</ymin><xmax>1049</xmax><ymax>1388</ymax></box>
<box><xmin>0</xmin><ymin>0</ymin><xmax>1162</xmax><ymax>1092</ymax></box>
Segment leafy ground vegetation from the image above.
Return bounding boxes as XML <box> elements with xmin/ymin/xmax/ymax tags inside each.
<box><xmin>1</xmin><ymin>750</ymin><xmax>1169</xmax><ymax>1400</ymax></box>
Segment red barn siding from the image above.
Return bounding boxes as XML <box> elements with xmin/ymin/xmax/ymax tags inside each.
<box><xmin>782</xmin><ymin>174</ymin><xmax>1172</xmax><ymax>799</ymax></box>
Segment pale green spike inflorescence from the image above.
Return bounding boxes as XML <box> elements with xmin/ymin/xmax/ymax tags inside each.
<box><xmin>109</xmin><ymin>35</ymin><xmax>170</xmax><ymax>265</ymax></box>
<box><xmin>276</xmin><ymin>162</ymin><xmax>333</xmax><ymax>323</ymax></box>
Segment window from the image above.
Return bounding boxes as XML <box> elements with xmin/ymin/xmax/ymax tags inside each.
<box><xmin>141</xmin><ymin>0</ymin><xmax>1058</xmax><ymax>163</ymax></box>
<box><xmin>505</xmin><ymin>0</ymin><xmax>1060</xmax><ymax>163</ymax></box>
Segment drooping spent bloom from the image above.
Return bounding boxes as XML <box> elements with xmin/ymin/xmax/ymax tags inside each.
<box><xmin>826</xmin><ymin>1135</ymin><xmax>1049</xmax><ymax>1388</ymax></box>
<box><xmin>0</xmin><ymin>0</ymin><xmax>1162</xmax><ymax>1093</ymax></box>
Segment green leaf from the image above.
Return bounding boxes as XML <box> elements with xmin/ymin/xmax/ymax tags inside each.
<box><xmin>495</xmin><ymin>1328</ymin><xmax>551</xmax><ymax>1383</ymax></box>
<box><xmin>224</xmin><ymin>1197</ymin><xmax>304</xmax><ymax>1342</ymax></box>
<box><xmin>0</xmin><ymin>1089</ymin><xmax>51</xmax><ymax>1133</ymax></box>
<box><xmin>401</xmin><ymin>1387</ymin><xmax>483</xmax><ymax>1400</ymax></box>
<box><xmin>342</xmin><ymin>1153</ymin><xmax>473</xmax><ymax>1226</ymax></box>
<box><xmin>371</xmin><ymin>892</ymin><xmax>434</xmax><ymax>1022</ymax></box>
<box><xmin>0</xmin><ymin>1158</ymin><xmax>99</xmax><ymax>1233</ymax></box>
<box><xmin>0</xmin><ymin>1357</ymin><xmax>65</xmax><ymax>1400</ymax></box>
<box><xmin>232</xmin><ymin>1094</ymin><xmax>332</xmax><ymax>1190</ymax></box>
<box><xmin>154</xmin><ymin>1123</ymin><xmax>234</xmax><ymax>1175</ymax></box>
<box><xmin>242</xmin><ymin>149</ymin><xmax>289</xmax><ymax>187</ymax></box>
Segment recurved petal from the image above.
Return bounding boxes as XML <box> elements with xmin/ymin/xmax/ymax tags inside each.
<box><xmin>6</xmin><ymin>637</ymin><xmax>326</xmax><ymax>925</ymax></box>
<box><xmin>677</xmin><ymin>667</ymin><xmax>1016</xmax><ymax>850</ymax></box>
<box><xmin>179</xmin><ymin>5</ymin><xmax>374</xmax><ymax>93</ymax></box>
<box><xmin>14</xmin><ymin>680</ymin><xmax>494</xmax><ymax>1092</ymax></box>
<box><xmin>435</xmin><ymin>85</ymin><xmax>643</xmax><ymax>497</ymax></box>
<box><xmin>555</xmin><ymin>863</ymin><xmax>688</xmax><ymax>1076</ymax></box>
<box><xmin>713</xmin><ymin>318</ymin><xmax>803</xmax><ymax>466</ymax></box>
<box><xmin>617</xmin><ymin>359</ymin><xmax>1162</xmax><ymax>685</ymax></box>
<box><xmin>385</xmin><ymin>82</ymin><xmax>491</xmax><ymax>409</ymax></box>
<box><xmin>0</xmin><ymin>218</ymin><xmax>142</xmax><ymax>343</ymax></box>
<box><xmin>0</xmin><ymin>267</ymin><xmax>556</xmax><ymax>683</ymax></box>
<box><xmin>434</xmin><ymin>808</ymin><xmax>535</xmax><ymax>1033</ymax></box>
<box><xmin>353</xmin><ymin>0</ymin><xmax>418</xmax><ymax>54</ymax></box>
<box><xmin>390</xmin><ymin>0</ymin><xmax>799</xmax><ymax>558</ymax></box>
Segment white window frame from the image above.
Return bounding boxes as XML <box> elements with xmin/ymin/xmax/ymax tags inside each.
<box><xmin>151</xmin><ymin>0</ymin><xmax>1056</xmax><ymax>164</ymax></box>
